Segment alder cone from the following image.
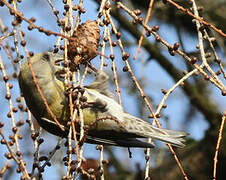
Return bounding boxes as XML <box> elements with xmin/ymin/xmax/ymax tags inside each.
<box><xmin>68</xmin><ymin>20</ymin><xmax>100</xmax><ymax>67</ymax></box>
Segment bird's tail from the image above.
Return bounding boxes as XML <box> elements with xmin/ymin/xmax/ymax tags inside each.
<box><xmin>123</xmin><ymin>114</ymin><xmax>188</xmax><ymax>148</ymax></box>
<box><xmin>144</xmin><ymin>125</ymin><xmax>188</xmax><ymax>148</ymax></box>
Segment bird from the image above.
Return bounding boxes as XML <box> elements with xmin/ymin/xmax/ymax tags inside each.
<box><xmin>18</xmin><ymin>52</ymin><xmax>188</xmax><ymax>148</ymax></box>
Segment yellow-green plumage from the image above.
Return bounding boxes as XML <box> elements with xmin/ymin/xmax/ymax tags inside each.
<box><xmin>19</xmin><ymin>52</ymin><xmax>188</xmax><ymax>148</ymax></box>
<box><xmin>19</xmin><ymin>53</ymin><xmax>70</xmax><ymax>128</ymax></box>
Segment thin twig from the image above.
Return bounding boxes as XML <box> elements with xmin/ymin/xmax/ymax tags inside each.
<box><xmin>213</xmin><ymin>113</ymin><xmax>225</xmax><ymax>180</ymax></box>
<box><xmin>156</xmin><ymin>69</ymin><xmax>197</xmax><ymax>115</ymax></box>
<box><xmin>109</xmin><ymin>3</ymin><xmax>189</xmax><ymax>179</ymax></box>
<box><xmin>117</xmin><ymin>1</ymin><xmax>225</xmax><ymax>91</ymax></box>
<box><xmin>166</xmin><ymin>0</ymin><xmax>226</xmax><ymax>38</ymax></box>
<box><xmin>105</xmin><ymin>6</ymin><xmax>122</xmax><ymax>105</ymax></box>
<box><xmin>0</xmin><ymin>53</ymin><xmax>29</xmax><ymax>179</ymax></box>
<box><xmin>134</xmin><ymin>0</ymin><xmax>155</xmax><ymax>59</ymax></box>
<box><xmin>191</xmin><ymin>0</ymin><xmax>224</xmax><ymax>88</ymax></box>
<box><xmin>27</xmin><ymin>61</ymin><xmax>65</xmax><ymax>131</ymax></box>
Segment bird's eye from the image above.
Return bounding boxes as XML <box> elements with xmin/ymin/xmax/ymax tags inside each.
<box><xmin>42</xmin><ymin>53</ymin><xmax>50</xmax><ymax>61</ymax></box>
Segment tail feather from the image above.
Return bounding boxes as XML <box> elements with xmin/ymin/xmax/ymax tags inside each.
<box><xmin>146</xmin><ymin>134</ymin><xmax>186</xmax><ymax>148</ymax></box>
<box><xmin>123</xmin><ymin>114</ymin><xmax>188</xmax><ymax>148</ymax></box>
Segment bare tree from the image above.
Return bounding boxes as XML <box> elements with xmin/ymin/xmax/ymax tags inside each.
<box><xmin>0</xmin><ymin>0</ymin><xmax>225</xmax><ymax>179</ymax></box>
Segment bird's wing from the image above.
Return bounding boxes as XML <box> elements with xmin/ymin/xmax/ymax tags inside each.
<box><xmin>40</xmin><ymin>117</ymin><xmax>154</xmax><ymax>148</ymax></box>
<box><xmin>85</xmin><ymin>136</ymin><xmax>155</xmax><ymax>148</ymax></box>
<box><xmin>123</xmin><ymin>113</ymin><xmax>188</xmax><ymax>148</ymax></box>
<box><xmin>84</xmin><ymin>71</ymin><xmax>114</xmax><ymax>98</ymax></box>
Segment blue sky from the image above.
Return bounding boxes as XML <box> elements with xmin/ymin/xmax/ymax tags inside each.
<box><xmin>0</xmin><ymin>0</ymin><xmax>225</xmax><ymax>179</ymax></box>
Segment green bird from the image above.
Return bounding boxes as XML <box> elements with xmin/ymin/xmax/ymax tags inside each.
<box><xmin>19</xmin><ymin>52</ymin><xmax>188</xmax><ymax>148</ymax></box>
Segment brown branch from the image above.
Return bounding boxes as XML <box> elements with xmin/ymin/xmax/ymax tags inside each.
<box><xmin>134</xmin><ymin>0</ymin><xmax>155</xmax><ymax>59</ymax></box>
<box><xmin>105</xmin><ymin>3</ymin><xmax>188</xmax><ymax>179</ymax></box>
<box><xmin>213</xmin><ymin>113</ymin><xmax>226</xmax><ymax>180</ymax></box>
<box><xmin>1</xmin><ymin>0</ymin><xmax>108</xmax><ymax>60</ymax></box>
<box><xmin>79</xmin><ymin>116</ymin><xmax>124</xmax><ymax>146</ymax></box>
<box><xmin>27</xmin><ymin>61</ymin><xmax>65</xmax><ymax>131</ymax></box>
<box><xmin>167</xmin><ymin>0</ymin><xmax>226</xmax><ymax>38</ymax></box>
<box><xmin>110</xmin><ymin>7</ymin><xmax>221</xmax><ymax>127</ymax></box>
